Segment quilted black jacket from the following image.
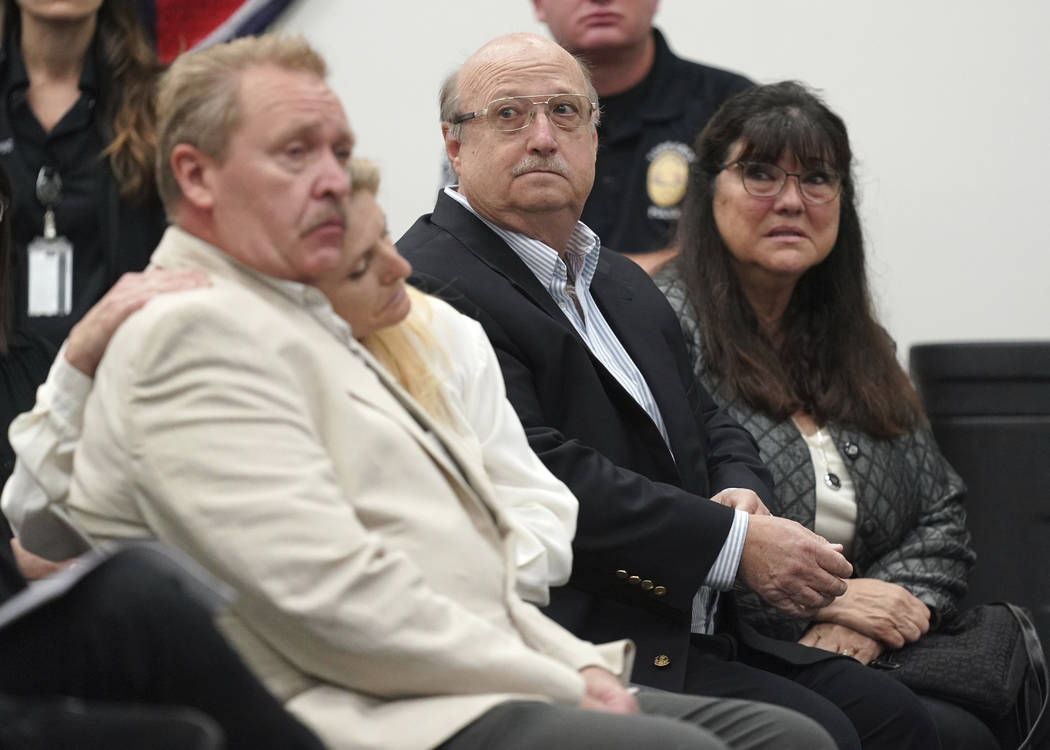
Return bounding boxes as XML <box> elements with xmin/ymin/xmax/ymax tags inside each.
<box><xmin>656</xmin><ymin>264</ymin><xmax>976</xmax><ymax>640</ymax></box>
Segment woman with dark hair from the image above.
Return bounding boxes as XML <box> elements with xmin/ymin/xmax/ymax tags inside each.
<box><xmin>655</xmin><ymin>81</ymin><xmax>995</xmax><ymax>749</ymax></box>
<box><xmin>0</xmin><ymin>0</ymin><xmax>166</xmax><ymax>349</ymax></box>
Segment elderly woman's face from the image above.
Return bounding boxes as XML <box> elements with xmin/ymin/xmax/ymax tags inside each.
<box><xmin>713</xmin><ymin>141</ymin><xmax>840</xmax><ymax>289</ymax></box>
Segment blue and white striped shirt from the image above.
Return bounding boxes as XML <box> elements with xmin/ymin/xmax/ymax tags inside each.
<box><xmin>444</xmin><ymin>186</ymin><xmax>747</xmax><ymax>633</ymax></box>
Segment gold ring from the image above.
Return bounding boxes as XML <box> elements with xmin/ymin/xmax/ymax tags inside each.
<box><xmin>839</xmin><ymin>648</ymin><xmax>854</xmax><ymax>657</ymax></box>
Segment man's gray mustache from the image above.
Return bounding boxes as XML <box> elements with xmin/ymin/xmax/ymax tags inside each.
<box><xmin>512</xmin><ymin>157</ymin><xmax>569</xmax><ymax>177</ymax></box>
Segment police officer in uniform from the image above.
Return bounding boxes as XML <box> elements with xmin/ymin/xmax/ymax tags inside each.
<box><xmin>533</xmin><ymin>1</ymin><xmax>752</xmax><ymax>271</ymax></box>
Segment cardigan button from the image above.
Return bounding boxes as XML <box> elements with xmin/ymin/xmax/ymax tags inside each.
<box><xmin>652</xmin><ymin>585</ymin><xmax>667</xmax><ymax>597</ymax></box>
<box><xmin>843</xmin><ymin>441</ymin><xmax>860</xmax><ymax>459</ymax></box>
<box><xmin>628</xmin><ymin>575</ymin><xmax>641</xmax><ymax>585</ymax></box>
<box><xmin>615</xmin><ymin>569</ymin><xmax>628</xmax><ymax>579</ymax></box>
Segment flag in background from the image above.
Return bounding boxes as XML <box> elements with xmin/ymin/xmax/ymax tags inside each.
<box><xmin>137</xmin><ymin>0</ymin><xmax>296</xmax><ymax>64</ymax></box>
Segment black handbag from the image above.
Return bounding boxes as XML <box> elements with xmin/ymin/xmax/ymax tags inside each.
<box><xmin>870</xmin><ymin>603</ymin><xmax>1047</xmax><ymax>749</ymax></box>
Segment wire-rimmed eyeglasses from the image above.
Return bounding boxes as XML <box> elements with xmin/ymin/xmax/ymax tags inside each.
<box><xmin>452</xmin><ymin>94</ymin><xmax>596</xmax><ymax>133</ymax></box>
<box><xmin>724</xmin><ymin>161</ymin><xmax>842</xmax><ymax>205</ymax></box>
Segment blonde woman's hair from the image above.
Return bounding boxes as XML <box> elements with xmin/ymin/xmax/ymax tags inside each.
<box><xmin>350</xmin><ymin>159</ymin><xmax>452</xmax><ymax>424</ymax></box>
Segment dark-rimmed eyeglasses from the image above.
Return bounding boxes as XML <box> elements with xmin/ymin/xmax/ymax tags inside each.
<box><xmin>724</xmin><ymin>161</ymin><xmax>841</xmax><ymax>205</ymax></box>
<box><xmin>452</xmin><ymin>94</ymin><xmax>596</xmax><ymax>133</ymax></box>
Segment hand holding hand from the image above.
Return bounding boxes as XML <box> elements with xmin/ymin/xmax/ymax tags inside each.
<box><xmin>799</xmin><ymin>622</ymin><xmax>883</xmax><ymax>665</ymax></box>
<box><xmin>815</xmin><ymin>577</ymin><xmax>930</xmax><ymax>648</ymax></box>
<box><xmin>737</xmin><ymin>515</ymin><xmax>852</xmax><ymax>617</ymax></box>
<box><xmin>65</xmin><ymin>269</ymin><xmax>210</xmax><ymax>376</ymax></box>
<box><xmin>577</xmin><ymin>666</ymin><xmax>638</xmax><ymax>714</ymax></box>
<box><xmin>711</xmin><ymin>487</ymin><xmax>771</xmax><ymax>516</ymax></box>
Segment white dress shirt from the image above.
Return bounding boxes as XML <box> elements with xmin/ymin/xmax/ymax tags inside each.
<box><xmin>444</xmin><ymin>187</ymin><xmax>749</xmax><ymax>633</ymax></box>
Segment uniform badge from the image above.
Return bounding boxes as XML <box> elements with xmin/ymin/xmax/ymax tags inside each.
<box><xmin>646</xmin><ymin>142</ymin><xmax>693</xmax><ymax>215</ymax></box>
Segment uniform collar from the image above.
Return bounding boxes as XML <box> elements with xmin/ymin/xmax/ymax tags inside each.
<box><xmin>596</xmin><ymin>28</ymin><xmax>684</xmax><ymax>143</ymax></box>
<box><xmin>640</xmin><ymin>27</ymin><xmax>688</xmax><ymax>122</ymax></box>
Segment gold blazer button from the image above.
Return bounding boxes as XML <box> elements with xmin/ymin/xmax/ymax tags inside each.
<box><xmin>653</xmin><ymin>654</ymin><xmax>671</xmax><ymax>668</ymax></box>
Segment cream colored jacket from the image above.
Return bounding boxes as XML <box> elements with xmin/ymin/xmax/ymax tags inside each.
<box><xmin>4</xmin><ymin>284</ymin><xmax>577</xmax><ymax>607</ymax></box>
<box><xmin>24</xmin><ymin>227</ymin><xmax>630</xmax><ymax>750</ymax></box>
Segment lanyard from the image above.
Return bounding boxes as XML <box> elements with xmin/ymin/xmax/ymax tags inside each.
<box><xmin>35</xmin><ymin>165</ymin><xmax>62</xmax><ymax>239</ymax></box>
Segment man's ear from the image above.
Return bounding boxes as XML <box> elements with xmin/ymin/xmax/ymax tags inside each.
<box><xmin>531</xmin><ymin>0</ymin><xmax>546</xmax><ymax>23</ymax></box>
<box><xmin>442</xmin><ymin>123</ymin><xmax>462</xmax><ymax>177</ymax></box>
<box><xmin>170</xmin><ymin>143</ymin><xmax>216</xmax><ymax>211</ymax></box>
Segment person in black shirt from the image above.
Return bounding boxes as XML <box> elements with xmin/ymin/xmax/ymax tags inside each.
<box><xmin>0</xmin><ymin>0</ymin><xmax>167</xmax><ymax>349</ymax></box>
<box><xmin>533</xmin><ymin>0</ymin><xmax>752</xmax><ymax>272</ymax></box>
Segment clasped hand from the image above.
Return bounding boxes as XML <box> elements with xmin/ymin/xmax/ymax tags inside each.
<box><xmin>799</xmin><ymin>579</ymin><xmax>930</xmax><ymax>664</ymax></box>
<box><xmin>814</xmin><ymin>577</ymin><xmax>930</xmax><ymax>648</ymax></box>
<box><xmin>738</xmin><ymin>515</ymin><xmax>852</xmax><ymax>618</ymax></box>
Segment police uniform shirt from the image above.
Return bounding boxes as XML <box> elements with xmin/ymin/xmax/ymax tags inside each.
<box><xmin>582</xmin><ymin>28</ymin><xmax>752</xmax><ymax>256</ymax></box>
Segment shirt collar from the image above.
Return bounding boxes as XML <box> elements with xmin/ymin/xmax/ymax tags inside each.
<box><xmin>156</xmin><ymin>226</ymin><xmax>356</xmax><ymax>346</ymax></box>
<box><xmin>2</xmin><ymin>26</ymin><xmax>100</xmax><ymax>95</ymax></box>
<box><xmin>442</xmin><ymin>185</ymin><xmax>602</xmax><ymax>290</ymax></box>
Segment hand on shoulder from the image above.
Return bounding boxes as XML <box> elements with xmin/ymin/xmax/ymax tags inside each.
<box><xmin>64</xmin><ymin>269</ymin><xmax>210</xmax><ymax>376</ymax></box>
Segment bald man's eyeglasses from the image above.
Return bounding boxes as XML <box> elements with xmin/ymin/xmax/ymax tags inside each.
<box><xmin>452</xmin><ymin>94</ymin><xmax>596</xmax><ymax>133</ymax></box>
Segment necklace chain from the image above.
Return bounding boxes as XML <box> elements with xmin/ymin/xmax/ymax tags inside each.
<box><xmin>816</xmin><ymin>429</ymin><xmax>841</xmax><ymax>491</ymax></box>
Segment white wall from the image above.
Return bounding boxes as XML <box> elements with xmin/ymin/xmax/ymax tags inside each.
<box><xmin>275</xmin><ymin>1</ymin><xmax>1050</xmax><ymax>358</ymax></box>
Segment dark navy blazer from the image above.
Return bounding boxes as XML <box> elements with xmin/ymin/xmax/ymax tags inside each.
<box><xmin>399</xmin><ymin>192</ymin><xmax>776</xmax><ymax>690</ymax></box>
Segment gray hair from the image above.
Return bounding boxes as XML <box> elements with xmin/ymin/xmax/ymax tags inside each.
<box><xmin>155</xmin><ymin>34</ymin><xmax>327</xmax><ymax>215</ymax></box>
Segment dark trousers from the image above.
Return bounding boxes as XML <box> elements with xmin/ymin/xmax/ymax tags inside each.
<box><xmin>685</xmin><ymin>633</ymin><xmax>941</xmax><ymax>750</ymax></box>
<box><xmin>920</xmin><ymin>696</ymin><xmax>1001</xmax><ymax>750</ymax></box>
<box><xmin>0</xmin><ymin>549</ymin><xmax>323</xmax><ymax>750</ymax></box>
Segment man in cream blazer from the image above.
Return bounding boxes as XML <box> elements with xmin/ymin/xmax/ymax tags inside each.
<box><xmin>28</xmin><ymin>34</ymin><xmax>833</xmax><ymax>750</ymax></box>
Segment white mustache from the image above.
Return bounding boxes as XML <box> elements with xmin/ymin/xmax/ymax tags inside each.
<box><xmin>512</xmin><ymin>157</ymin><xmax>569</xmax><ymax>177</ymax></box>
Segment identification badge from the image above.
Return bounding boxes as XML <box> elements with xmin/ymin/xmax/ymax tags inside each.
<box><xmin>27</xmin><ymin>235</ymin><xmax>74</xmax><ymax>316</ymax></box>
